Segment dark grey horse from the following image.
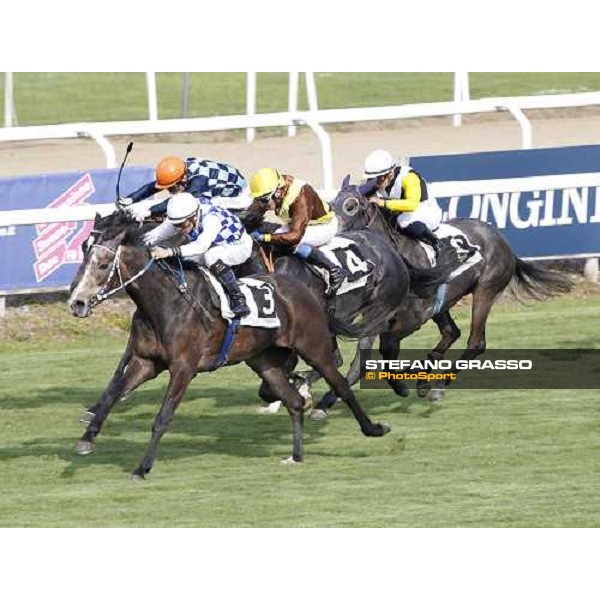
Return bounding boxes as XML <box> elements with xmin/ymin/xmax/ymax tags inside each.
<box><xmin>308</xmin><ymin>181</ymin><xmax>575</xmax><ymax>413</ymax></box>
<box><xmin>68</xmin><ymin>212</ymin><xmax>399</xmax><ymax>478</ymax></box>
<box><xmin>238</xmin><ymin>210</ymin><xmax>451</xmax><ymax>410</ymax></box>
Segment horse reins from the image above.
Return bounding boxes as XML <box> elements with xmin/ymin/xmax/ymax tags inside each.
<box><xmin>257</xmin><ymin>244</ymin><xmax>275</xmax><ymax>274</ymax></box>
<box><xmin>92</xmin><ymin>244</ymin><xmax>155</xmax><ymax>304</ymax></box>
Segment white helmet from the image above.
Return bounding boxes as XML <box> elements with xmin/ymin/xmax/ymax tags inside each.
<box><xmin>364</xmin><ymin>149</ymin><xmax>396</xmax><ymax>179</ymax></box>
<box><xmin>167</xmin><ymin>192</ymin><xmax>199</xmax><ymax>224</ymax></box>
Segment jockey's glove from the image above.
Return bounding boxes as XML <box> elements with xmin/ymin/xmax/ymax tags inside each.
<box><xmin>127</xmin><ymin>204</ymin><xmax>152</xmax><ymax>222</ymax></box>
<box><xmin>116</xmin><ymin>196</ymin><xmax>133</xmax><ymax>209</ymax></box>
<box><xmin>150</xmin><ymin>246</ymin><xmax>181</xmax><ymax>260</ymax></box>
<box><xmin>251</xmin><ymin>231</ymin><xmax>271</xmax><ymax>243</ymax></box>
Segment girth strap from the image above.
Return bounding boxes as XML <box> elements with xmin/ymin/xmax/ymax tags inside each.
<box><xmin>209</xmin><ymin>317</ymin><xmax>241</xmax><ymax>371</ymax></box>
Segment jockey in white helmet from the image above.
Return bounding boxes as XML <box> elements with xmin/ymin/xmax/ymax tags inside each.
<box><xmin>144</xmin><ymin>192</ymin><xmax>252</xmax><ymax>317</ymax></box>
<box><xmin>362</xmin><ymin>150</ymin><xmax>443</xmax><ymax>255</ymax></box>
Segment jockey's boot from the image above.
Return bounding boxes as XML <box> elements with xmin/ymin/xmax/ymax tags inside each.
<box><xmin>303</xmin><ymin>247</ymin><xmax>348</xmax><ymax>297</ymax></box>
<box><xmin>404</xmin><ymin>222</ymin><xmax>440</xmax><ymax>256</ymax></box>
<box><xmin>209</xmin><ymin>260</ymin><xmax>251</xmax><ymax>318</ymax></box>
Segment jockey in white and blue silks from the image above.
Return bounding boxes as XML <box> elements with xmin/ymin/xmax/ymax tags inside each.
<box><xmin>146</xmin><ymin>192</ymin><xmax>252</xmax><ymax>317</ymax></box>
<box><xmin>118</xmin><ymin>156</ymin><xmax>253</xmax><ymax>221</ymax></box>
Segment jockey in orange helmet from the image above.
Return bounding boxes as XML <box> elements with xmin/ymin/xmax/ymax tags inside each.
<box><xmin>118</xmin><ymin>156</ymin><xmax>251</xmax><ymax>220</ymax></box>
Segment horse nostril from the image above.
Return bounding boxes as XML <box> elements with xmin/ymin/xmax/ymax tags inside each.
<box><xmin>69</xmin><ymin>299</ymin><xmax>90</xmax><ymax>318</ymax></box>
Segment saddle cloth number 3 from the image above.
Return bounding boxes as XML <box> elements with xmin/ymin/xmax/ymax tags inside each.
<box><xmin>248</xmin><ymin>283</ymin><xmax>276</xmax><ymax>319</ymax></box>
<box><xmin>332</xmin><ymin>244</ymin><xmax>371</xmax><ymax>283</ymax></box>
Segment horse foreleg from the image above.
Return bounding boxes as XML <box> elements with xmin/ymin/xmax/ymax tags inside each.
<box><xmin>314</xmin><ymin>335</ymin><xmax>376</xmax><ymax>418</ymax></box>
<box><xmin>76</xmin><ymin>353</ymin><xmax>163</xmax><ymax>455</ymax></box>
<box><xmin>132</xmin><ymin>364</ymin><xmax>195</xmax><ymax>479</ymax></box>
<box><xmin>379</xmin><ymin>332</ymin><xmax>410</xmax><ymax>397</ymax></box>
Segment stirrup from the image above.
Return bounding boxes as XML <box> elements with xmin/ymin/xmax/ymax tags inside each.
<box><xmin>230</xmin><ymin>298</ymin><xmax>251</xmax><ymax>317</ymax></box>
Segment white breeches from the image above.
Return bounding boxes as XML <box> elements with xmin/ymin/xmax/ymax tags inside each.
<box><xmin>274</xmin><ymin>215</ymin><xmax>339</xmax><ymax>247</ymax></box>
<box><xmin>188</xmin><ymin>232</ymin><xmax>253</xmax><ymax>268</ymax></box>
<box><xmin>396</xmin><ymin>197</ymin><xmax>442</xmax><ymax>230</ymax></box>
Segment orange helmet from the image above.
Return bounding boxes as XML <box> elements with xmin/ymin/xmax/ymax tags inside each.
<box><xmin>155</xmin><ymin>156</ymin><xmax>186</xmax><ymax>189</ymax></box>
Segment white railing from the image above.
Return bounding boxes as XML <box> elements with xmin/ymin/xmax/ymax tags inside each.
<box><xmin>2</xmin><ymin>91</ymin><xmax>600</xmax><ymax>192</ymax></box>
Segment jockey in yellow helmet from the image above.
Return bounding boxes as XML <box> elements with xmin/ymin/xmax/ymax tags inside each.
<box><xmin>248</xmin><ymin>168</ymin><xmax>347</xmax><ymax>296</ymax></box>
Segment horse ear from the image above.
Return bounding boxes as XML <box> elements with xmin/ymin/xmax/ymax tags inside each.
<box><xmin>341</xmin><ymin>174</ymin><xmax>351</xmax><ymax>189</ymax></box>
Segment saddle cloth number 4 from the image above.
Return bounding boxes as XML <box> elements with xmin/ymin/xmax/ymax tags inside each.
<box><xmin>331</xmin><ymin>244</ymin><xmax>371</xmax><ymax>283</ymax></box>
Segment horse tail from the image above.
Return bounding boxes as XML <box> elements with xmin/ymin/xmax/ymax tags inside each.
<box><xmin>511</xmin><ymin>258</ymin><xmax>574</xmax><ymax>300</ymax></box>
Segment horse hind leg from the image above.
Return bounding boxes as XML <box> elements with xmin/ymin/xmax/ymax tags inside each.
<box><xmin>247</xmin><ymin>350</ymin><xmax>306</xmax><ymax>463</ymax></box>
<box><xmin>417</xmin><ymin>310</ymin><xmax>461</xmax><ymax>399</ymax></box>
<box><xmin>295</xmin><ymin>339</ymin><xmax>390</xmax><ymax>438</ymax></box>
<box><xmin>434</xmin><ymin>288</ymin><xmax>497</xmax><ymax>400</ymax></box>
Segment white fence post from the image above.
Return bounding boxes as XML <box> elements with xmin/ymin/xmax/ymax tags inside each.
<box><xmin>453</xmin><ymin>71</ymin><xmax>470</xmax><ymax>127</ymax></box>
<box><xmin>181</xmin><ymin>72</ymin><xmax>191</xmax><ymax>118</ymax></box>
<box><xmin>305</xmin><ymin>71</ymin><xmax>319</xmax><ymax>111</ymax></box>
<box><xmin>0</xmin><ymin>296</ymin><xmax>5</xmax><ymax>317</ymax></box>
<box><xmin>288</xmin><ymin>71</ymin><xmax>299</xmax><ymax>137</ymax></box>
<box><xmin>246</xmin><ymin>71</ymin><xmax>256</xmax><ymax>143</ymax></box>
<box><xmin>584</xmin><ymin>258</ymin><xmax>599</xmax><ymax>282</ymax></box>
<box><xmin>4</xmin><ymin>72</ymin><xmax>13</xmax><ymax>128</ymax></box>
<box><xmin>303</xmin><ymin>72</ymin><xmax>332</xmax><ymax>190</ymax></box>
<box><xmin>146</xmin><ymin>72</ymin><xmax>158</xmax><ymax>121</ymax></box>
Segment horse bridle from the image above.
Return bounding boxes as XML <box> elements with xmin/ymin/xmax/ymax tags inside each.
<box><xmin>90</xmin><ymin>243</ymin><xmax>155</xmax><ymax>305</ymax></box>
<box><xmin>339</xmin><ymin>191</ymin><xmax>388</xmax><ymax>232</ymax></box>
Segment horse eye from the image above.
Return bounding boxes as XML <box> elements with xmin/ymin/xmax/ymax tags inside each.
<box><xmin>343</xmin><ymin>198</ymin><xmax>359</xmax><ymax>216</ymax></box>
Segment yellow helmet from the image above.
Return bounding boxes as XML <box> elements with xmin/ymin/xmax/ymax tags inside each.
<box><xmin>250</xmin><ymin>168</ymin><xmax>283</xmax><ymax>201</ymax></box>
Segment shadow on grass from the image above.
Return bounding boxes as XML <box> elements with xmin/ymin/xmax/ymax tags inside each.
<box><xmin>0</xmin><ymin>407</ymin><xmax>333</xmax><ymax>476</ymax></box>
<box><xmin>0</xmin><ymin>374</ymin><xmax>268</xmax><ymax>411</ymax></box>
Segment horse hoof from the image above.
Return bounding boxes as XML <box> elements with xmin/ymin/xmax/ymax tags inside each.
<box><xmin>364</xmin><ymin>422</ymin><xmax>391</xmax><ymax>437</ymax></box>
<box><xmin>75</xmin><ymin>440</ymin><xmax>95</xmax><ymax>455</ymax></box>
<box><xmin>280</xmin><ymin>456</ymin><xmax>302</xmax><ymax>465</ymax></box>
<box><xmin>395</xmin><ymin>386</ymin><xmax>410</xmax><ymax>398</ymax></box>
<box><xmin>379</xmin><ymin>422</ymin><xmax>392</xmax><ymax>436</ymax></box>
<box><xmin>416</xmin><ymin>385</ymin><xmax>431</xmax><ymax>399</ymax></box>
<box><xmin>430</xmin><ymin>388</ymin><xmax>446</xmax><ymax>401</ymax></box>
<box><xmin>130</xmin><ymin>473</ymin><xmax>146</xmax><ymax>484</ymax></box>
<box><xmin>309</xmin><ymin>409</ymin><xmax>328</xmax><ymax>421</ymax></box>
<box><xmin>257</xmin><ymin>400</ymin><xmax>282</xmax><ymax>415</ymax></box>
<box><xmin>78</xmin><ymin>411</ymin><xmax>95</xmax><ymax>425</ymax></box>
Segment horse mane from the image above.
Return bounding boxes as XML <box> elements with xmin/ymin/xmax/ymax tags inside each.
<box><xmin>95</xmin><ymin>210</ymin><xmax>152</xmax><ymax>246</ymax></box>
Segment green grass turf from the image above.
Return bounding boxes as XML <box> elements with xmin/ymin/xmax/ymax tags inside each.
<box><xmin>0</xmin><ymin>293</ymin><xmax>598</xmax><ymax>527</ymax></box>
<box><xmin>2</xmin><ymin>72</ymin><xmax>600</xmax><ymax>126</ymax></box>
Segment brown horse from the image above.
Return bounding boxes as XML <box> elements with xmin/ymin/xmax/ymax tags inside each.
<box><xmin>68</xmin><ymin>212</ymin><xmax>390</xmax><ymax>479</ymax></box>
